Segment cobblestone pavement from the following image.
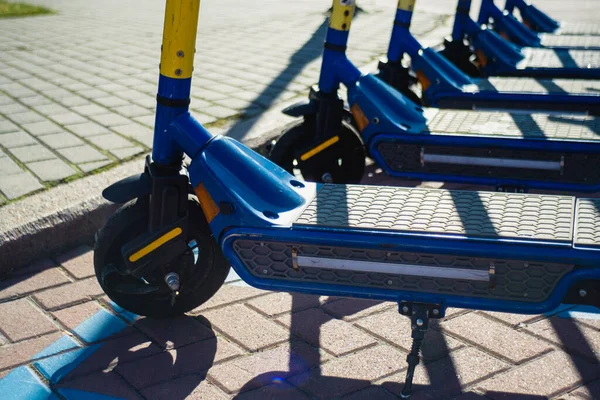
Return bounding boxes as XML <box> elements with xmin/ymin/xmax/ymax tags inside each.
<box><xmin>0</xmin><ymin>0</ymin><xmax>450</xmax><ymax>204</ymax></box>
<box><xmin>0</xmin><ymin>239</ymin><xmax>598</xmax><ymax>400</ymax></box>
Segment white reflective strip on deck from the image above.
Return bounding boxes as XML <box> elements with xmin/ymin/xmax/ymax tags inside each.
<box><xmin>297</xmin><ymin>256</ymin><xmax>489</xmax><ymax>281</ymax></box>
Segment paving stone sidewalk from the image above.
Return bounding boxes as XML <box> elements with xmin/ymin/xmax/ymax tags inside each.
<box><xmin>0</xmin><ymin>0</ymin><xmax>450</xmax><ymax>205</ymax></box>
<box><xmin>0</xmin><ymin>240</ymin><xmax>598</xmax><ymax>400</ymax></box>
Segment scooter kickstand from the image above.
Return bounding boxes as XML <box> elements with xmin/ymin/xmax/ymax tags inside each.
<box><xmin>400</xmin><ymin>303</ymin><xmax>431</xmax><ymax>398</ymax></box>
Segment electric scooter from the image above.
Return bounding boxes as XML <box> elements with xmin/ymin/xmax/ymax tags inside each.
<box><xmin>377</xmin><ymin>1</ymin><xmax>600</xmax><ymax>114</ymax></box>
<box><xmin>505</xmin><ymin>0</ymin><xmax>600</xmax><ymax>36</ymax></box>
<box><xmin>96</xmin><ymin>0</ymin><xmax>600</xmax><ymax>397</ymax></box>
<box><xmin>477</xmin><ymin>0</ymin><xmax>600</xmax><ymax>50</ymax></box>
<box><xmin>271</xmin><ymin>0</ymin><xmax>600</xmax><ymax>192</ymax></box>
<box><xmin>440</xmin><ymin>0</ymin><xmax>600</xmax><ymax>80</ymax></box>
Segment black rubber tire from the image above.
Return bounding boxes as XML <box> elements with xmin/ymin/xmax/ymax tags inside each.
<box><xmin>269</xmin><ymin>119</ymin><xmax>366</xmax><ymax>184</ymax></box>
<box><xmin>94</xmin><ymin>197</ymin><xmax>230</xmax><ymax>319</ymax></box>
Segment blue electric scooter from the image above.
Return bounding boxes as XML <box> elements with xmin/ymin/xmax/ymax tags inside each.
<box><xmin>505</xmin><ymin>0</ymin><xmax>600</xmax><ymax>36</ymax></box>
<box><xmin>270</xmin><ymin>0</ymin><xmax>600</xmax><ymax>192</ymax></box>
<box><xmin>440</xmin><ymin>0</ymin><xmax>600</xmax><ymax>80</ymax></box>
<box><xmin>477</xmin><ymin>0</ymin><xmax>600</xmax><ymax>50</ymax></box>
<box><xmin>96</xmin><ymin>0</ymin><xmax>600</xmax><ymax>397</ymax></box>
<box><xmin>376</xmin><ymin>1</ymin><xmax>600</xmax><ymax>114</ymax></box>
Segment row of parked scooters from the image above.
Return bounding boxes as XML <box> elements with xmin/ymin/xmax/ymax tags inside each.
<box><xmin>95</xmin><ymin>1</ymin><xmax>600</xmax><ymax>397</ymax></box>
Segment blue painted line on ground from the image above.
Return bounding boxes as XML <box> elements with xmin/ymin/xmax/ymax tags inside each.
<box><xmin>33</xmin><ymin>336</ymin><xmax>80</xmax><ymax>360</ymax></box>
<box><xmin>57</xmin><ymin>388</ymin><xmax>127</xmax><ymax>400</ymax></box>
<box><xmin>107</xmin><ymin>301</ymin><xmax>139</xmax><ymax>324</ymax></box>
<box><xmin>34</xmin><ymin>344</ymin><xmax>102</xmax><ymax>384</ymax></box>
<box><xmin>0</xmin><ymin>366</ymin><xmax>59</xmax><ymax>400</ymax></box>
<box><xmin>73</xmin><ymin>308</ymin><xmax>128</xmax><ymax>343</ymax></box>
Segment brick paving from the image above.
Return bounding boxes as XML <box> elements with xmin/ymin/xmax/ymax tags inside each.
<box><xmin>0</xmin><ymin>244</ymin><xmax>597</xmax><ymax>399</ymax></box>
<box><xmin>0</xmin><ymin>0</ymin><xmax>448</xmax><ymax>204</ymax></box>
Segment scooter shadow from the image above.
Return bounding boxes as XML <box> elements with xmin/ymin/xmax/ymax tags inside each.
<box><xmin>53</xmin><ymin>314</ymin><xmax>218</xmax><ymax>400</ymax></box>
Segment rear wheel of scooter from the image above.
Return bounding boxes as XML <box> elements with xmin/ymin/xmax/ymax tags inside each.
<box><xmin>269</xmin><ymin>119</ymin><xmax>365</xmax><ymax>184</ymax></box>
<box><xmin>94</xmin><ymin>197</ymin><xmax>230</xmax><ymax>319</ymax></box>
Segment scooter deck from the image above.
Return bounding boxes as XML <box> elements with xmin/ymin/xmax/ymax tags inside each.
<box><xmin>555</xmin><ymin>22</ymin><xmax>600</xmax><ymax>36</ymax></box>
<box><xmin>373</xmin><ymin>109</ymin><xmax>600</xmax><ymax>191</ymax></box>
<box><xmin>540</xmin><ymin>34</ymin><xmax>600</xmax><ymax>49</ymax></box>
<box><xmin>477</xmin><ymin>76</ymin><xmax>600</xmax><ymax>94</ymax></box>
<box><xmin>520</xmin><ymin>48</ymin><xmax>600</xmax><ymax>69</ymax></box>
<box><xmin>229</xmin><ymin>184</ymin><xmax>599</xmax><ymax>311</ymax></box>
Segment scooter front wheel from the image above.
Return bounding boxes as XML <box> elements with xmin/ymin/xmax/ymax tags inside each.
<box><xmin>94</xmin><ymin>197</ymin><xmax>230</xmax><ymax>319</ymax></box>
<box><xmin>269</xmin><ymin>119</ymin><xmax>366</xmax><ymax>184</ymax></box>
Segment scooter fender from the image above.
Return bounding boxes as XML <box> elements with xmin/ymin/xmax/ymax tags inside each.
<box><xmin>281</xmin><ymin>99</ymin><xmax>317</xmax><ymax>117</ymax></box>
<box><xmin>102</xmin><ymin>173</ymin><xmax>152</xmax><ymax>204</ymax></box>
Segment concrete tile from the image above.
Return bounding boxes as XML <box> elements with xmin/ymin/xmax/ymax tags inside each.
<box><xmin>277</xmin><ymin>308</ymin><xmax>377</xmax><ymax>356</ymax></box>
<box><xmin>110</xmin><ymin>146</ymin><xmax>145</xmax><ymax>160</ymax></box>
<box><xmin>236</xmin><ymin>381</ymin><xmax>310</xmax><ymax>400</ymax></box>
<box><xmin>0</xmin><ymin>131</ymin><xmax>37</xmax><ymax>148</ymax></box>
<box><xmin>60</xmin><ymin>330</ymin><xmax>162</xmax><ymax>381</ymax></box>
<box><xmin>441</xmin><ymin>312</ymin><xmax>552</xmax><ymax>363</ymax></box>
<box><xmin>91</xmin><ymin>113</ymin><xmax>132</xmax><ymax>127</ymax></box>
<box><xmin>56</xmin><ymin>371</ymin><xmax>143</xmax><ymax>399</ymax></box>
<box><xmin>202</xmin><ymin>304</ymin><xmax>288</xmax><ymax>351</ymax></box>
<box><xmin>480</xmin><ymin>311</ymin><xmax>542</xmax><ymax>327</ymax></box>
<box><xmin>34</xmin><ymin>278</ymin><xmax>104</xmax><ymax>310</ymax></box>
<box><xmin>247</xmin><ymin>292</ymin><xmax>324</xmax><ymax>316</ymax></box>
<box><xmin>0</xmin><ymin>156</ymin><xmax>24</xmax><ymax>175</ymax></box>
<box><xmin>477</xmin><ymin>351</ymin><xmax>600</xmax><ymax>399</ymax></box>
<box><xmin>118</xmin><ymin>335</ymin><xmax>242</xmax><ymax>390</ymax></box>
<box><xmin>94</xmin><ymin>96</ymin><xmax>129</xmax><ymax>108</ymax></box>
<box><xmin>190</xmin><ymin>283</ymin><xmax>267</xmax><ymax>313</ymax></box>
<box><xmin>321</xmin><ymin>298</ymin><xmax>394</xmax><ymax>321</ymax></box>
<box><xmin>203</xmin><ymin>105</ymin><xmax>238</xmax><ymax>119</ymax></box>
<box><xmin>0</xmin><ymin>172</ymin><xmax>43</xmax><ymax>199</ymax></box>
<box><xmin>87</xmin><ymin>133</ymin><xmax>135</xmax><ymax>150</ymax></box>
<box><xmin>135</xmin><ymin>315</ymin><xmax>215</xmax><ymax>350</ymax></box>
<box><xmin>54</xmin><ymin>245</ymin><xmax>94</xmax><ymax>279</ymax></box>
<box><xmin>289</xmin><ymin>345</ymin><xmax>406</xmax><ymax>399</ymax></box>
<box><xmin>59</xmin><ymin>96</ymin><xmax>90</xmax><ymax>107</ymax></box>
<box><xmin>0</xmin><ymin>331</ymin><xmax>63</xmax><ymax>370</ymax></box>
<box><xmin>0</xmin><ymin>265</ymin><xmax>69</xmax><ymax>301</ymax></box>
<box><xmin>207</xmin><ymin>341</ymin><xmax>321</xmax><ymax>393</ymax></box>
<box><xmin>140</xmin><ymin>375</ymin><xmax>228</xmax><ymax>400</ymax></box>
<box><xmin>0</xmin><ymin>298</ymin><xmax>58</xmax><ymax>342</ymax></box>
<box><xmin>525</xmin><ymin>317</ymin><xmax>600</xmax><ymax>361</ymax></box>
<box><xmin>9</xmin><ymin>144</ymin><xmax>57</xmax><ymax>163</ymax></box>
<box><xmin>7</xmin><ymin>111</ymin><xmax>45</xmax><ymax>125</ymax></box>
<box><xmin>78</xmin><ymin>160</ymin><xmax>111</xmax><ymax>172</ymax></box>
<box><xmin>21</xmin><ymin>120</ymin><xmax>63</xmax><ymax>136</ymax></box>
<box><xmin>569</xmin><ymin>379</ymin><xmax>600</xmax><ymax>399</ymax></box>
<box><xmin>38</xmin><ymin>132</ymin><xmax>84</xmax><ymax>149</ymax></box>
<box><xmin>66</xmin><ymin>122</ymin><xmax>110</xmax><ymax>137</ymax></box>
<box><xmin>382</xmin><ymin>347</ymin><xmax>509</xmax><ymax>399</ymax></box>
<box><xmin>133</xmin><ymin>114</ymin><xmax>155</xmax><ymax>127</ymax></box>
<box><xmin>355</xmin><ymin>309</ymin><xmax>463</xmax><ymax>362</ymax></box>
<box><xmin>49</xmin><ymin>112</ymin><xmax>88</xmax><ymax>125</ymax></box>
<box><xmin>340</xmin><ymin>386</ymin><xmax>399</xmax><ymax>400</ymax></box>
<box><xmin>32</xmin><ymin>103</ymin><xmax>70</xmax><ymax>115</ymax></box>
<box><xmin>0</xmin><ymin>119</ymin><xmax>20</xmax><ymax>134</ymax></box>
<box><xmin>57</xmin><ymin>145</ymin><xmax>107</xmax><ymax>164</ymax></box>
<box><xmin>27</xmin><ymin>158</ymin><xmax>78</xmax><ymax>181</ymax></box>
<box><xmin>111</xmin><ymin>104</ymin><xmax>150</xmax><ymax>118</ymax></box>
<box><xmin>111</xmin><ymin>123</ymin><xmax>153</xmax><ymax>147</ymax></box>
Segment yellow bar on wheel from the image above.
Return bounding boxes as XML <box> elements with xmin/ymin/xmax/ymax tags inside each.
<box><xmin>300</xmin><ymin>136</ymin><xmax>340</xmax><ymax>161</ymax></box>
<box><xmin>128</xmin><ymin>227</ymin><xmax>183</xmax><ymax>262</ymax></box>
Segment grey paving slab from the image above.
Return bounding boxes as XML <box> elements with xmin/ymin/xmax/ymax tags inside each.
<box><xmin>38</xmin><ymin>132</ymin><xmax>84</xmax><ymax>149</ymax></box>
<box><xmin>0</xmin><ymin>131</ymin><xmax>37</xmax><ymax>148</ymax></box>
<box><xmin>66</xmin><ymin>122</ymin><xmax>111</xmax><ymax>137</ymax></box>
<box><xmin>110</xmin><ymin>146</ymin><xmax>146</xmax><ymax>160</ymax></box>
<box><xmin>57</xmin><ymin>145</ymin><xmax>108</xmax><ymax>164</ymax></box>
<box><xmin>0</xmin><ymin>172</ymin><xmax>43</xmax><ymax>199</ymax></box>
<box><xmin>27</xmin><ymin>158</ymin><xmax>78</xmax><ymax>181</ymax></box>
<box><xmin>9</xmin><ymin>144</ymin><xmax>56</xmax><ymax>163</ymax></box>
<box><xmin>0</xmin><ymin>156</ymin><xmax>24</xmax><ymax>176</ymax></box>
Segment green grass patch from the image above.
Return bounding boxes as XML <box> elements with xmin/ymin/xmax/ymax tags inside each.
<box><xmin>0</xmin><ymin>1</ymin><xmax>54</xmax><ymax>18</ymax></box>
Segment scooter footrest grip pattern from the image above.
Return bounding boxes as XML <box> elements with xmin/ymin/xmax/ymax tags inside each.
<box><xmin>426</xmin><ymin>109</ymin><xmax>600</xmax><ymax>140</ymax></box>
<box><xmin>558</xmin><ymin>22</ymin><xmax>600</xmax><ymax>36</ymax></box>
<box><xmin>541</xmin><ymin>35</ymin><xmax>600</xmax><ymax>48</ymax></box>
<box><xmin>477</xmin><ymin>77</ymin><xmax>600</xmax><ymax>95</ymax></box>
<box><xmin>523</xmin><ymin>48</ymin><xmax>600</xmax><ymax>69</ymax></box>
<box><xmin>574</xmin><ymin>198</ymin><xmax>600</xmax><ymax>248</ymax></box>
<box><xmin>294</xmin><ymin>185</ymin><xmax>574</xmax><ymax>243</ymax></box>
<box><xmin>232</xmin><ymin>240</ymin><xmax>573</xmax><ymax>302</ymax></box>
